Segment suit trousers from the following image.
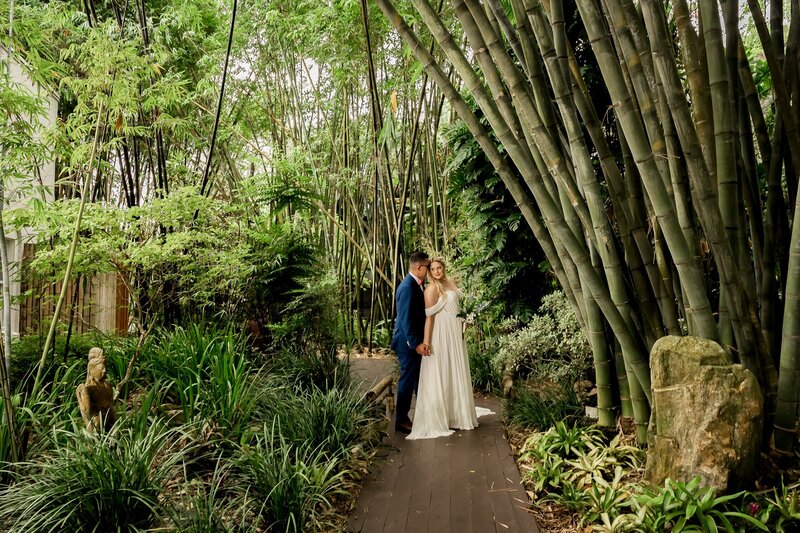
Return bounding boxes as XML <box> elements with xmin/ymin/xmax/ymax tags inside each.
<box><xmin>395</xmin><ymin>344</ymin><xmax>421</xmax><ymax>424</ymax></box>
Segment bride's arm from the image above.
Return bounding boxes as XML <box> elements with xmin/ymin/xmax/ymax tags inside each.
<box><xmin>423</xmin><ymin>285</ymin><xmax>438</xmax><ymax>350</ymax></box>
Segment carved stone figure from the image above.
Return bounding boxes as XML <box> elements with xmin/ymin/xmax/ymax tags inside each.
<box><xmin>76</xmin><ymin>347</ymin><xmax>115</xmax><ymax>432</ymax></box>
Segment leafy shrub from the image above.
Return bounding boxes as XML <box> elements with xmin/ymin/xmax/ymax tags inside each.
<box><xmin>268</xmin><ymin>269</ymin><xmax>344</xmax><ymax>350</ymax></box>
<box><xmin>503</xmin><ymin>383</ymin><xmax>582</xmax><ymax>430</ymax></box>
<box><xmin>9</xmin><ymin>333</ymin><xmax>132</xmax><ymax>390</ymax></box>
<box><xmin>256</xmin><ymin>375</ymin><xmax>380</xmax><ymax>457</ymax></box>
<box><xmin>0</xmin><ymin>422</ymin><xmax>188</xmax><ymax>532</ymax></box>
<box><xmin>267</xmin><ymin>345</ymin><xmax>351</xmax><ymax>392</ymax></box>
<box><xmin>757</xmin><ymin>482</ymin><xmax>800</xmax><ymax>531</ymax></box>
<box><xmin>469</xmin><ymin>346</ymin><xmax>500</xmax><ymax>393</ymax></box>
<box><xmin>0</xmin><ymin>361</ymin><xmax>87</xmax><ymax>468</ymax></box>
<box><xmin>627</xmin><ymin>477</ymin><xmax>768</xmax><ymax>532</ymax></box>
<box><xmin>446</xmin><ymin>119</ymin><xmax>552</xmax><ymax>320</ymax></box>
<box><xmin>143</xmin><ymin>324</ymin><xmax>259</xmax><ymax>440</ymax></box>
<box><xmin>169</xmin><ymin>458</ymin><xmax>250</xmax><ymax>533</ymax></box>
<box><xmin>492</xmin><ymin>291</ymin><xmax>591</xmax><ymax>383</ymax></box>
<box><xmin>520</xmin><ymin>422</ymin><xmax>614</xmax><ymax>496</ymax></box>
<box><xmin>237</xmin><ymin>423</ymin><xmax>348</xmax><ymax>533</ymax></box>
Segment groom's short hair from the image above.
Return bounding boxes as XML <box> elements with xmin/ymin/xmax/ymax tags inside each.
<box><xmin>409</xmin><ymin>251</ymin><xmax>429</xmax><ymax>266</ymax></box>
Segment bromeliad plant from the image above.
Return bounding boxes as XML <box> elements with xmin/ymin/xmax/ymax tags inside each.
<box><xmin>625</xmin><ymin>477</ymin><xmax>769</xmax><ymax>532</ymax></box>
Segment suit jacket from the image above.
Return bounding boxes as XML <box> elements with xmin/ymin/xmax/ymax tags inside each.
<box><xmin>391</xmin><ymin>274</ymin><xmax>426</xmax><ymax>352</ymax></box>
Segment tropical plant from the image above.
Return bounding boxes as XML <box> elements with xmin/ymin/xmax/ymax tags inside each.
<box><xmin>142</xmin><ymin>324</ymin><xmax>258</xmax><ymax>440</ymax></box>
<box><xmin>267</xmin><ymin>345</ymin><xmax>351</xmax><ymax>393</ymax></box>
<box><xmin>752</xmin><ymin>482</ymin><xmax>800</xmax><ymax>531</ymax></box>
<box><xmin>446</xmin><ymin>117</ymin><xmax>551</xmax><ymax>321</ymax></box>
<box><xmin>256</xmin><ymin>375</ymin><xmax>380</xmax><ymax>458</ymax></box>
<box><xmin>628</xmin><ymin>477</ymin><xmax>769</xmax><ymax>532</ymax></box>
<box><xmin>503</xmin><ymin>383</ymin><xmax>582</xmax><ymax>430</ymax></box>
<box><xmin>0</xmin><ymin>421</ymin><xmax>189</xmax><ymax>532</ymax></box>
<box><xmin>468</xmin><ymin>345</ymin><xmax>500</xmax><ymax>393</ymax></box>
<box><xmin>492</xmin><ymin>291</ymin><xmax>591</xmax><ymax>384</ymax></box>
<box><xmin>236</xmin><ymin>423</ymin><xmax>349</xmax><ymax>533</ymax></box>
<box><xmin>169</xmin><ymin>457</ymin><xmax>250</xmax><ymax>533</ymax></box>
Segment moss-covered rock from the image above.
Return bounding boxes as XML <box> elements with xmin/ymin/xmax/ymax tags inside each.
<box><xmin>645</xmin><ymin>336</ymin><xmax>762</xmax><ymax>491</ymax></box>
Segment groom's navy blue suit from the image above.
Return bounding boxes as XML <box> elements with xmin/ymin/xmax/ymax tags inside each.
<box><xmin>391</xmin><ymin>274</ymin><xmax>426</xmax><ymax>426</ymax></box>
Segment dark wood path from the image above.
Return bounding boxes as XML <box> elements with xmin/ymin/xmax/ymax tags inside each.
<box><xmin>347</xmin><ymin>355</ymin><xmax>539</xmax><ymax>533</ymax></box>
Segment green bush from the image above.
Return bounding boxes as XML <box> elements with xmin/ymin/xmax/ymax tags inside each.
<box><xmin>267</xmin><ymin>345</ymin><xmax>351</xmax><ymax>393</ymax></box>
<box><xmin>0</xmin><ymin>422</ymin><xmax>188</xmax><ymax>532</ymax></box>
<box><xmin>142</xmin><ymin>324</ymin><xmax>259</xmax><ymax>440</ymax></box>
<box><xmin>0</xmin><ymin>361</ymin><xmax>87</xmax><ymax>468</ymax></box>
<box><xmin>503</xmin><ymin>383</ymin><xmax>582</xmax><ymax>430</ymax></box>
<box><xmin>518</xmin><ymin>422</ymin><xmax>776</xmax><ymax>532</ymax></box>
<box><xmin>255</xmin><ymin>374</ymin><xmax>380</xmax><ymax>458</ymax></box>
<box><xmin>469</xmin><ymin>346</ymin><xmax>501</xmax><ymax>393</ymax></box>
<box><xmin>169</xmin><ymin>457</ymin><xmax>251</xmax><ymax>533</ymax></box>
<box><xmin>237</xmin><ymin>423</ymin><xmax>349</xmax><ymax>533</ymax></box>
<box><xmin>9</xmin><ymin>333</ymin><xmax>133</xmax><ymax>390</ymax></box>
<box><xmin>268</xmin><ymin>269</ymin><xmax>344</xmax><ymax>350</ymax></box>
<box><xmin>627</xmin><ymin>477</ymin><xmax>768</xmax><ymax>532</ymax></box>
<box><xmin>492</xmin><ymin>291</ymin><xmax>591</xmax><ymax>383</ymax></box>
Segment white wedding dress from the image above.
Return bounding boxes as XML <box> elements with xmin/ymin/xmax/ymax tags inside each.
<box><xmin>408</xmin><ymin>290</ymin><xmax>489</xmax><ymax>440</ymax></box>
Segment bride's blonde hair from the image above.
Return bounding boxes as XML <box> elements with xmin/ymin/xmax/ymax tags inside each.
<box><xmin>428</xmin><ymin>257</ymin><xmax>448</xmax><ymax>298</ymax></box>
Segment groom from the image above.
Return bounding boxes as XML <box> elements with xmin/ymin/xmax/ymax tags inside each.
<box><xmin>391</xmin><ymin>251</ymin><xmax>431</xmax><ymax>434</ymax></box>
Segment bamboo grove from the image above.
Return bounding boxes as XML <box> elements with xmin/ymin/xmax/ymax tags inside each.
<box><xmin>373</xmin><ymin>0</ymin><xmax>800</xmax><ymax>451</ymax></box>
<box><xmin>4</xmin><ymin>0</ymin><xmax>456</xmax><ymax>346</ymax></box>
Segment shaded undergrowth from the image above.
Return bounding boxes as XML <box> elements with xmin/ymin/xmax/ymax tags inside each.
<box><xmin>0</xmin><ymin>326</ymin><xmax>384</xmax><ymax>532</ymax></box>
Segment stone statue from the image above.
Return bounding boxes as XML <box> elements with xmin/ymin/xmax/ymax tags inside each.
<box><xmin>76</xmin><ymin>347</ymin><xmax>115</xmax><ymax>432</ymax></box>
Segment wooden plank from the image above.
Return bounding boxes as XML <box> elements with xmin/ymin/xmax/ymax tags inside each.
<box><xmin>448</xmin><ymin>432</ymin><xmax>474</xmax><ymax>532</ymax></box>
<box><xmin>351</xmin><ymin>440</ymin><xmax>404</xmax><ymax>532</ymax></box>
<box><xmin>405</xmin><ymin>437</ymin><xmax>435</xmax><ymax>531</ymax></box>
<box><xmin>465</xmin><ymin>428</ymin><xmax>495</xmax><ymax>532</ymax></box>
<box><xmin>348</xmin><ymin>445</ymin><xmax>402</xmax><ymax>532</ymax></box>
<box><xmin>382</xmin><ymin>436</ymin><xmax>422</xmax><ymax>533</ymax></box>
<box><xmin>345</xmin><ymin>370</ymin><xmax>539</xmax><ymax>533</ymax></box>
<box><xmin>426</xmin><ymin>436</ymin><xmax>451</xmax><ymax>533</ymax></box>
<box><xmin>481</xmin><ymin>426</ymin><xmax>519</xmax><ymax>532</ymax></box>
<box><xmin>495</xmin><ymin>432</ymin><xmax>539</xmax><ymax>532</ymax></box>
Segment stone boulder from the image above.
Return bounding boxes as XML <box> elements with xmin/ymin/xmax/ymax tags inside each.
<box><xmin>645</xmin><ymin>336</ymin><xmax>762</xmax><ymax>492</ymax></box>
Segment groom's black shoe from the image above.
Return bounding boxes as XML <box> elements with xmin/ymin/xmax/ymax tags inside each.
<box><xmin>395</xmin><ymin>421</ymin><xmax>413</xmax><ymax>434</ymax></box>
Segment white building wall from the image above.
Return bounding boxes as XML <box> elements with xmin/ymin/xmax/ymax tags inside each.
<box><xmin>6</xmin><ymin>50</ymin><xmax>58</xmax><ymax>337</ymax></box>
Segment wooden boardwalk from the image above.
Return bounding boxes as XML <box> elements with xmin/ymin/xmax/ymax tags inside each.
<box><xmin>347</xmin><ymin>356</ymin><xmax>539</xmax><ymax>533</ymax></box>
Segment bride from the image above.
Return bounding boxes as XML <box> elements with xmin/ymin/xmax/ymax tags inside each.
<box><xmin>407</xmin><ymin>258</ymin><xmax>479</xmax><ymax>439</ymax></box>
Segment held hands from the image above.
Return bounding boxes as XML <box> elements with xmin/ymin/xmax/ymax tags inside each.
<box><xmin>415</xmin><ymin>343</ymin><xmax>431</xmax><ymax>356</ymax></box>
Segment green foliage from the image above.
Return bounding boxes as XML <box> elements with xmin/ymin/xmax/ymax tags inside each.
<box><xmin>0</xmin><ymin>62</ymin><xmax>51</xmax><ymax>199</ymax></box>
<box><xmin>519</xmin><ymin>421</ymin><xmax>645</xmax><ymax>515</ymax></box>
<box><xmin>446</xmin><ymin>119</ymin><xmax>552</xmax><ymax>321</ymax></box>
<box><xmin>268</xmin><ymin>269</ymin><xmax>345</xmax><ymax>350</ymax></box>
<box><xmin>0</xmin><ymin>421</ymin><xmax>188</xmax><ymax>532</ymax></box>
<box><xmin>169</xmin><ymin>458</ymin><xmax>250</xmax><ymax>533</ymax></box>
<box><xmin>492</xmin><ymin>291</ymin><xmax>591</xmax><ymax>382</ymax></box>
<box><xmin>468</xmin><ymin>346</ymin><xmax>501</xmax><ymax>393</ymax></box>
<box><xmin>237</xmin><ymin>423</ymin><xmax>349</xmax><ymax>533</ymax></box>
<box><xmin>264</xmin><ymin>382</ymin><xmax>381</xmax><ymax>456</ymax></box>
<box><xmin>267</xmin><ymin>345</ymin><xmax>351</xmax><ymax>393</ymax></box>
<box><xmin>518</xmin><ymin>420</ymin><xmax>782</xmax><ymax>532</ymax></box>
<box><xmin>523</xmin><ymin>421</ymin><xmax>606</xmax><ymax>461</ymax></box>
<box><xmin>627</xmin><ymin>477</ymin><xmax>769</xmax><ymax>532</ymax></box>
<box><xmin>11</xmin><ymin>188</ymin><xmax>255</xmax><ymax>325</ymax></box>
<box><xmin>256</xmin><ymin>349</ymin><xmax>381</xmax><ymax>457</ymax></box>
<box><xmin>757</xmin><ymin>482</ymin><xmax>800</xmax><ymax>531</ymax></box>
<box><xmin>503</xmin><ymin>383</ymin><xmax>582</xmax><ymax>430</ymax></box>
<box><xmin>142</xmin><ymin>324</ymin><xmax>259</xmax><ymax>440</ymax></box>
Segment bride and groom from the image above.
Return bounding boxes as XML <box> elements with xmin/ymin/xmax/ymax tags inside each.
<box><xmin>391</xmin><ymin>251</ymin><xmax>485</xmax><ymax>439</ymax></box>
